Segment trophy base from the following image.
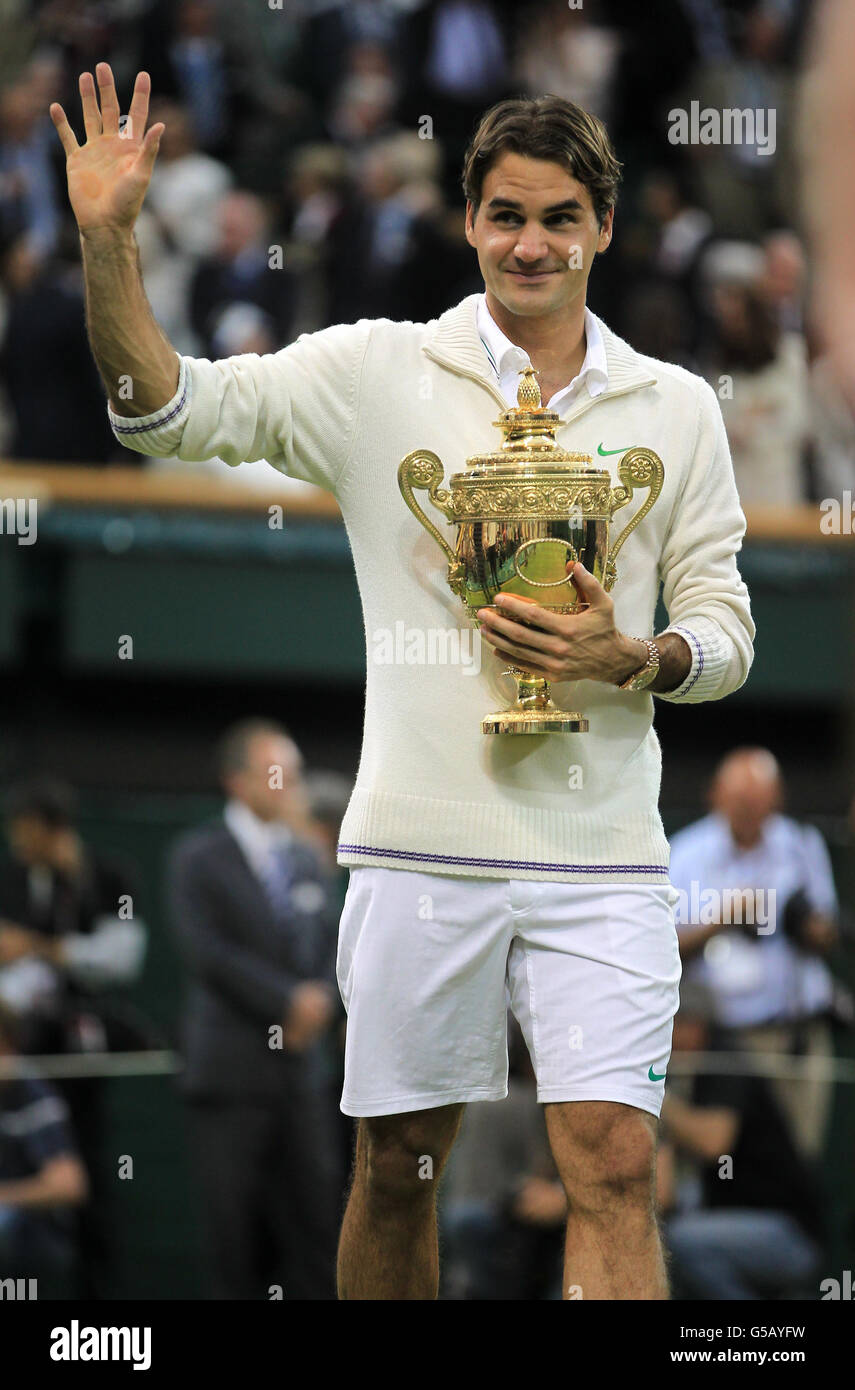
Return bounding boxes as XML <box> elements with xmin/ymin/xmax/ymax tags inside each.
<box><xmin>483</xmin><ymin>671</ymin><xmax>589</xmax><ymax>735</ymax></box>
<box><xmin>482</xmin><ymin>709</ymin><xmax>589</xmax><ymax>735</ymax></box>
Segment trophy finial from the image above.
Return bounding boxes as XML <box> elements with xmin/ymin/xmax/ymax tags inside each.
<box><xmin>517</xmin><ymin>366</ymin><xmax>542</xmax><ymax>412</ymax></box>
<box><xmin>493</xmin><ymin>363</ymin><xmax>564</xmax><ymax>450</ymax></box>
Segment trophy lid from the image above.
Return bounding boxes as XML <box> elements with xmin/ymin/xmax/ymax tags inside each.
<box><xmin>462</xmin><ymin>365</ymin><xmax>604</xmax><ymax>475</ymax></box>
<box><xmin>497</xmin><ymin>364</ymin><xmax>561</xmax><ymax>444</ymax></box>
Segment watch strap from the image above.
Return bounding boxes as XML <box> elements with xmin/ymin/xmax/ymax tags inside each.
<box><xmin>618</xmin><ymin>638</ymin><xmax>660</xmax><ymax>691</ymax></box>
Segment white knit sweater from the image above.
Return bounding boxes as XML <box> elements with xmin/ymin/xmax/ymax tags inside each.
<box><xmin>109</xmin><ymin>294</ymin><xmax>754</xmax><ymax>883</ymax></box>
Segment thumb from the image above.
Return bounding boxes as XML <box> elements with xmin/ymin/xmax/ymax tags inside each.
<box><xmin>567</xmin><ymin>560</ymin><xmax>606</xmax><ymax>604</ymax></box>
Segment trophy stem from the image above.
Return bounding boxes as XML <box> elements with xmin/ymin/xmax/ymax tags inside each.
<box><xmin>516</xmin><ymin>674</ymin><xmax>554</xmax><ymax>711</ymax></box>
<box><xmin>481</xmin><ymin>669</ymin><xmax>589</xmax><ymax>736</ymax></box>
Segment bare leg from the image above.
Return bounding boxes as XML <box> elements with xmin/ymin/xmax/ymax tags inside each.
<box><xmin>337</xmin><ymin>1104</ymin><xmax>464</xmax><ymax>1300</ymax></box>
<box><xmin>545</xmin><ymin>1100</ymin><xmax>669</xmax><ymax>1300</ymax></box>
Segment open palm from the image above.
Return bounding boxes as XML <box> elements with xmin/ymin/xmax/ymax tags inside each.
<box><xmin>50</xmin><ymin>63</ymin><xmax>164</xmax><ymax>233</ymax></box>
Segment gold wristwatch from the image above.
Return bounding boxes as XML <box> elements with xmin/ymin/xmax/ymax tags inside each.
<box><xmin>617</xmin><ymin>638</ymin><xmax>660</xmax><ymax>692</ymax></box>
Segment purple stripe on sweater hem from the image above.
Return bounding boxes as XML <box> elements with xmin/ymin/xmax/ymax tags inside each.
<box><xmin>110</xmin><ymin>378</ymin><xmax>188</xmax><ymax>435</ymax></box>
<box><xmin>337</xmin><ymin>845</ymin><xmax>669</xmax><ymax>874</ymax></box>
<box><xmin>669</xmin><ymin>624</ymin><xmax>703</xmax><ymax>696</ymax></box>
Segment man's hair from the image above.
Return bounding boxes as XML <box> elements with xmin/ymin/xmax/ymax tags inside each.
<box><xmin>462</xmin><ymin>95</ymin><xmax>622</xmax><ymax>228</ymax></box>
<box><xmin>1</xmin><ymin>776</ymin><xmax>77</xmax><ymax>828</ymax></box>
<box><xmin>215</xmin><ymin>718</ymin><xmax>291</xmax><ymax>782</ymax></box>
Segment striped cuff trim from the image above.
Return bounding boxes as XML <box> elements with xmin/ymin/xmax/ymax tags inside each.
<box><xmin>666</xmin><ymin>623</ymin><xmax>704</xmax><ymax>698</ymax></box>
<box><xmin>108</xmin><ymin>357</ymin><xmax>187</xmax><ymax>436</ymax></box>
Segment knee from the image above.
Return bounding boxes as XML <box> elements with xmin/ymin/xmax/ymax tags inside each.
<box><xmin>360</xmin><ymin>1109</ymin><xmax>460</xmax><ymax>1207</ymax></box>
<box><xmin>557</xmin><ymin>1109</ymin><xmax>658</xmax><ymax>1216</ymax></box>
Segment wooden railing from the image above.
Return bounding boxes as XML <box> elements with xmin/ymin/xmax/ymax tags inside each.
<box><xmin>0</xmin><ymin>460</ymin><xmax>850</xmax><ymax>541</ymax></box>
<box><xmin>0</xmin><ymin>461</ymin><xmax>341</xmax><ymax>517</ymax></box>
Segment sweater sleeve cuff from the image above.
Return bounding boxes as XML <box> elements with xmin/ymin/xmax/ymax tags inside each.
<box><xmin>655</xmin><ymin>617</ymin><xmax>736</xmax><ymax>703</ymax></box>
<box><xmin>107</xmin><ymin>353</ymin><xmax>190</xmax><ymax>456</ymax></box>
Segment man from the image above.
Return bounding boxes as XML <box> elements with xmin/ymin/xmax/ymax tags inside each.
<box><xmin>669</xmin><ymin>747</ymin><xmax>842</xmax><ymax>1161</ymax></box>
<box><xmin>0</xmin><ymin>1001</ymin><xmax>89</xmax><ymax>1294</ymax></box>
<box><xmin>0</xmin><ymin>780</ymin><xmax>146</xmax><ymax>1012</ymax></box>
<box><xmin>167</xmin><ymin>720</ymin><xmax>341</xmax><ymax>1300</ymax></box>
<box><xmin>50</xmin><ymin>69</ymin><xmax>754</xmax><ymax>1300</ymax></box>
<box><xmin>189</xmin><ymin>189</ymin><xmax>296</xmax><ymax>356</ymax></box>
<box><xmin>0</xmin><ymin>229</ymin><xmax>122</xmax><ymax>463</ymax></box>
<box><xmin>659</xmin><ymin>984</ymin><xmax>824</xmax><ymax>1300</ymax></box>
<box><xmin>0</xmin><ymin>776</ymin><xmax>147</xmax><ymax>1297</ymax></box>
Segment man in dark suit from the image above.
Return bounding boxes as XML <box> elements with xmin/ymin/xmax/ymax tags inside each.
<box><xmin>168</xmin><ymin>718</ymin><xmax>341</xmax><ymax>1300</ymax></box>
<box><xmin>188</xmin><ymin>190</ymin><xmax>296</xmax><ymax>356</ymax></box>
<box><xmin>0</xmin><ymin>232</ymin><xmax>125</xmax><ymax>463</ymax></box>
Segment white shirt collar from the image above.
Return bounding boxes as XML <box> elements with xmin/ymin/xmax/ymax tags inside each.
<box><xmin>224</xmin><ymin>798</ymin><xmax>293</xmax><ymax>876</ymax></box>
<box><xmin>476</xmin><ymin>292</ymin><xmax>608</xmax><ymax>412</ymax></box>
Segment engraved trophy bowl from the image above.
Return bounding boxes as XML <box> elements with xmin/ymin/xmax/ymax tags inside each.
<box><xmin>398</xmin><ymin>366</ymin><xmax>664</xmax><ymax>734</ymax></box>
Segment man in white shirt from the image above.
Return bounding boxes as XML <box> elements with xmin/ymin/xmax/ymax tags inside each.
<box><xmin>476</xmin><ymin>293</ymin><xmax>609</xmax><ymax>413</ymax></box>
<box><xmin>669</xmin><ymin>747</ymin><xmax>841</xmax><ymax>1159</ymax></box>
<box><xmin>51</xmin><ymin>71</ymin><xmax>754</xmax><ymax>1300</ymax></box>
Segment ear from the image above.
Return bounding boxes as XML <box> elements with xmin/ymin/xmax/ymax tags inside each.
<box><xmin>597</xmin><ymin>206</ymin><xmax>614</xmax><ymax>254</ymax></box>
<box><xmin>464</xmin><ymin>200</ymin><xmax>477</xmax><ymax>248</ymax></box>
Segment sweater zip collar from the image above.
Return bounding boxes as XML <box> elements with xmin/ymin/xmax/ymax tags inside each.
<box><xmin>421</xmin><ymin>293</ymin><xmax>658</xmax><ymax>423</ymax></box>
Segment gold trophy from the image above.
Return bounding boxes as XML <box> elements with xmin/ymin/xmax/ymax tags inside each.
<box><xmin>398</xmin><ymin>367</ymin><xmax>664</xmax><ymax>734</ymax></box>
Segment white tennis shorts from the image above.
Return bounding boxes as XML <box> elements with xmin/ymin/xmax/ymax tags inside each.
<box><xmin>336</xmin><ymin>866</ymin><xmax>682</xmax><ymax>1119</ymax></box>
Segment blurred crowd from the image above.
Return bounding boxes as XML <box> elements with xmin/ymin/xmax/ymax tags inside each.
<box><xmin>0</xmin><ymin>0</ymin><xmax>852</xmax><ymax>504</ymax></box>
<box><xmin>1</xmin><ymin>0</ymin><xmax>854</xmax><ymax>1302</ymax></box>
<box><xmin>0</xmin><ymin>732</ymin><xmax>355</xmax><ymax>1299</ymax></box>
<box><xmin>1</xmin><ymin>734</ymin><xmax>853</xmax><ymax>1299</ymax></box>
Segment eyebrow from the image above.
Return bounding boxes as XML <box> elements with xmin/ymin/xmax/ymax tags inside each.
<box><xmin>485</xmin><ymin>197</ymin><xmax>584</xmax><ymax>214</ymax></box>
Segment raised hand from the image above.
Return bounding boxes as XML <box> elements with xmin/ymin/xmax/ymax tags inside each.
<box><xmin>49</xmin><ymin>63</ymin><xmax>164</xmax><ymax>234</ymax></box>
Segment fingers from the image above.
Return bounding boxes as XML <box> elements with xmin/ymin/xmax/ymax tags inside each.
<box><xmin>493</xmin><ymin>592</ymin><xmax>566</xmax><ymax>634</ymax></box>
<box><xmin>135</xmin><ymin>123</ymin><xmax>164</xmax><ymax>180</ymax></box>
<box><xmin>479</xmin><ymin>607</ymin><xmax>563</xmax><ymax>656</ymax></box>
<box><xmin>127</xmin><ymin>70</ymin><xmax>152</xmax><ymax>145</ymax></box>
<box><xmin>49</xmin><ymin>102</ymin><xmax>79</xmax><ymax>158</ymax></box>
<box><xmin>62</xmin><ymin>66</ymin><xmax>153</xmax><ymax>150</ymax></box>
<box><xmin>94</xmin><ymin>62</ymin><xmax>120</xmax><ymax>135</ymax></box>
<box><xmin>479</xmin><ymin>619</ymin><xmax>557</xmax><ymax>672</ymax></box>
<box><xmin>78</xmin><ymin>70</ymin><xmax>102</xmax><ymax>140</ymax></box>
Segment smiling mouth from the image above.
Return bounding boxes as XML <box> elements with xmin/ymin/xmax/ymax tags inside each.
<box><xmin>506</xmin><ymin>269</ymin><xmax>557</xmax><ymax>280</ymax></box>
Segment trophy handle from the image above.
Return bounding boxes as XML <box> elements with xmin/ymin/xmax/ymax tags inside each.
<box><xmin>604</xmin><ymin>447</ymin><xmax>664</xmax><ymax>591</ymax></box>
<box><xmin>398</xmin><ymin>450</ymin><xmax>466</xmax><ymax>592</ymax></box>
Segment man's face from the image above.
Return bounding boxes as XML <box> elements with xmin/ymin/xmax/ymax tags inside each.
<box><xmin>712</xmin><ymin>771</ymin><xmax>779</xmax><ymax>846</ymax></box>
<box><xmin>217</xmin><ymin>196</ymin><xmax>263</xmax><ymax>260</ymax></box>
<box><xmin>464</xmin><ymin>151</ymin><xmax>613</xmax><ymax>320</ymax></box>
<box><xmin>6</xmin><ymin>813</ymin><xmax>55</xmax><ymax>867</ymax></box>
<box><xmin>227</xmin><ymin>734</ymin><xmax>308</xmax><ymax>825</ymax></box>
